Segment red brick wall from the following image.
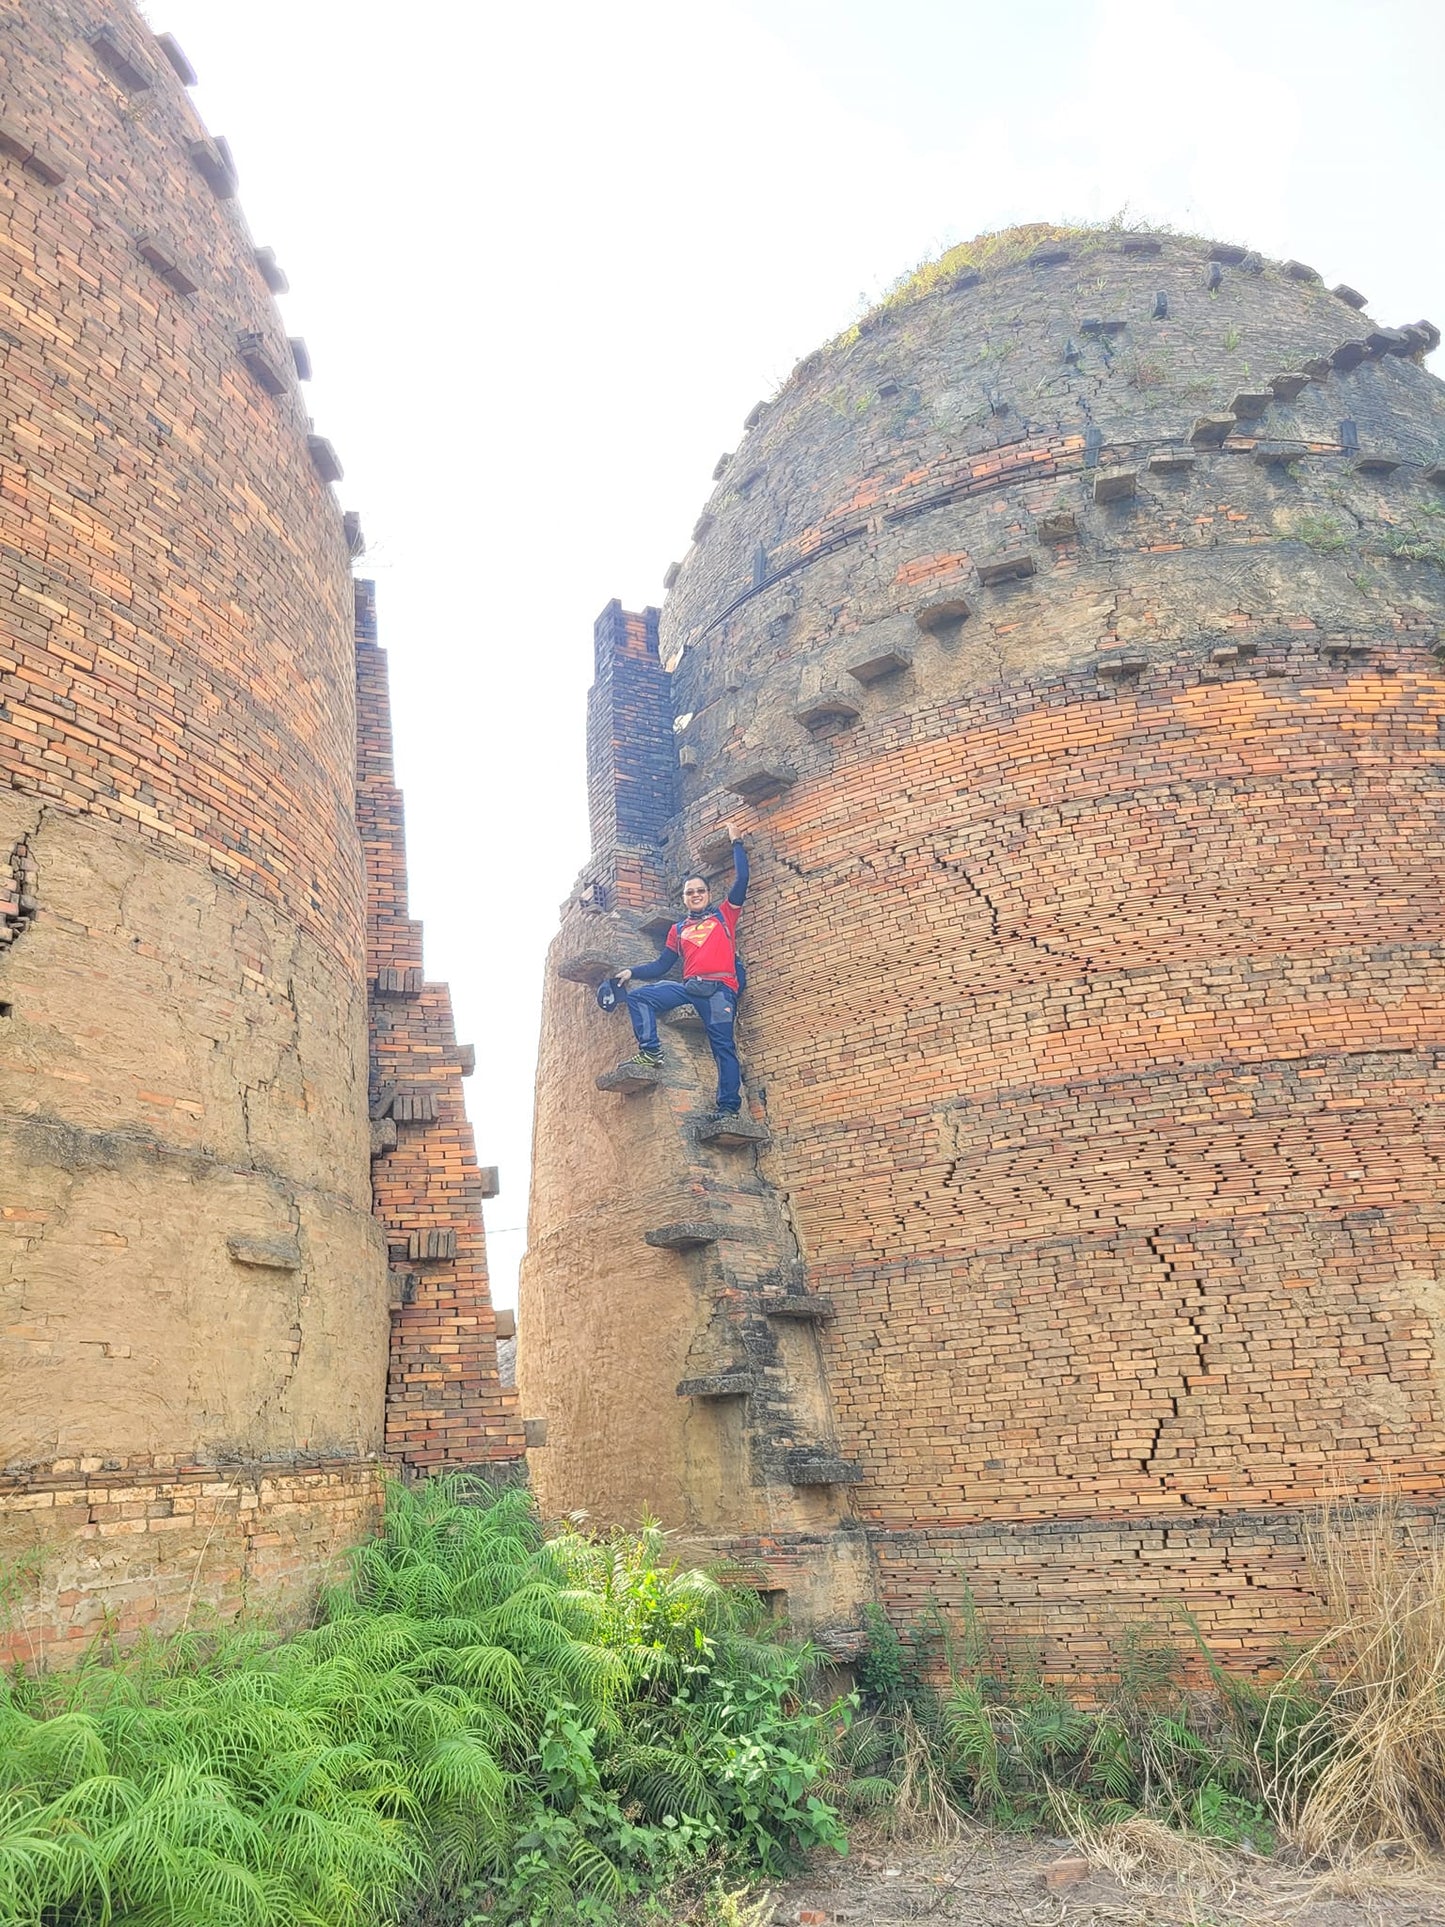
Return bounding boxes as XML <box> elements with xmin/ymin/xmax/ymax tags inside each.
<box><xmin>0</xmin><ymin>0</ymin><xmax>362</xmax><ymax>966</ymax></box>
<box><xmin>354</xmin><ymin>583</ymin><xmax>524</xmax><ymax>1471</ymax></box>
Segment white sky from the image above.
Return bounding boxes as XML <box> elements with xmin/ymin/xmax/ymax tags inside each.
<box><xmin>136</xmin><ymin>0</ymin><xmax>1444</xmax><ymax>1306</ymax></box>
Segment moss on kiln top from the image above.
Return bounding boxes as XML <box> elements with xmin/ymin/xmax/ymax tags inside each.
<box><xmin>838</xmin><ymin>217</ymin><xmax>1209</xmax><ymax>343</ymax></box>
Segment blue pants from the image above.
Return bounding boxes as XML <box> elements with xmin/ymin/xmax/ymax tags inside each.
<box><xmin>626</xmin><ymin>981</ymin><xmax>741</xmax><ymax>1111</ymax></box>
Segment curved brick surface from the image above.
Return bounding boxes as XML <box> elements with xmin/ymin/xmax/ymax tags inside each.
<box><xmin>523</xmin><ymin>233</ymin><xmax>1445</xmax><ymax>1674</ymax></box>
<box><xmin>0</xmin><ymin>0</ymin><xmax>389</xmax><ymax>1661</ymax></box>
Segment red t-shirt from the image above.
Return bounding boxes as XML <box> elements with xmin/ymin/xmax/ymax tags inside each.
<box><xmin>668</xmin><ymin>900</ymin><xmax>742</xmax><ymax>991</ymax></box>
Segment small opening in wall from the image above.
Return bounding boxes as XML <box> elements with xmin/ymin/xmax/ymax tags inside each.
<box><xmin>755</xmin><ymin>1587</ymin><xmax>789</xmax><ymax>1621</ymax></box>
<box><xmin>0</xmin><ymin>1004</ymin><xmax>12</xmax><ymax>1020</ymax></box>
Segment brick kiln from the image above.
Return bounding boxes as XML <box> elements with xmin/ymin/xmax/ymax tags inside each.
<box><xmin>0</xmin><ymin>0</ymin><xmax>519</xmax><ymax>1666</ymax></box>
<box><xmin>521</xmin><ymin>227</ymin><xmax>1445</xmax><ymax>1674</ymax></box>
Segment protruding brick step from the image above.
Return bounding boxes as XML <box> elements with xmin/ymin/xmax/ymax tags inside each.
<box><xmin>373</xmin><ymin>966</ymin><xmax>423</xmax><ymax>997</ymax></box>
<box><xmin>1365</xmin><ymin>328</ymin><xmax>1411</xmax><ymax>357</ymax></box>
<box><xmin>677</xmin><ymin>1370</ymin><xmax>757</xmax><ymax>1400</ymax></box>
<box><xmin>154</xmin><ymin>32</ymin><xmax>198</xmax><ymax>85</ymax></box>
<box><xmin>726</xmin><ymin>763</ymin><xmax>795</xmax><ymax>803</ymax></box>
<box><xmin>254</xmin><ymin>247</ymin><xmax>289</xmax><ymax>294</ymax></box>
<box><xmin>795</xmin><ymin>693</ymin><xmax>862</xmax><ymax>730</ymax></box>
<box><xmin>1147</xmin><ymin>451</ymin><xmax>1194</xmax><ymax>475</ymax></box>
<box><xmin>407</xmin><ymin>1228</ymin><xmax>457</xmax><ymax>1262</ymax></box>
<box><xmin>696</xmin><ymin>1115</ymin><xmax>770</xmax><ymax>1148</ymax></box>
<box><xmin>786</xmin><ymin>1450</ymin><xmax>863</xmax><ymax>1487</ymax></box>
<box><xmin>644</xmin><ymin>1221</ymin><xmax>721</xmax><ymax>1251</ymax></box>
<box><xmin>1283</xmin><ymin>259</ymin><xmax>1322</xmax><ymax>283</ymax></box>
<box><xmin>1093</xmin><ymin>468</ymin><xmax>1137</xmax><ymax>504</ymax></box>
<box><xmin>391</xmin><ymin>1091</ymin><xmax>439</xmax><ymax>1124</ymax></box>
<box><xmin>1035</xmin><ymin>510</ymin><xmax>1077</xmax><ymax>541</ymax></box>
<box><xmin>1228</xmin><ymin>390</ymin><xmax>1272</xmax><ymax>419</ymax></box>
<box><xmin>1354</xmin><ymin>453</ymin><xmax>1401</xmax><ymax>476</ymax></box>
<box><xmin>1331</xmin><ymin>342</ymin><xmax>1370</xmax><ymax>372</ymax></box>
<box><xmin>227</xmin><ymin>1235</ymin><xmax>301</xmax><ymax>1271</ymax></box>
<box><xmin>523</xmin><ymin>1418</ymin><xmax>548</xmax><ymax>1448</ymax></box>
<box><xmin>1254</xmin><ymin>441</ymin><xmax>1308</xmax><ymax>465</ymax></box>
<box><xmin>1333</xmin><ymin>284</ymin><xmax>1368</xmax><ymax>309</ymax></box>
<box><xmin>1191</xmin><ymin>415</ymin><xmax>1236</xmax><ymax>445</ymax></box>
<box><xmin>661</xmin><ymin>1002</ymin><xmax>703</xmax><ymax>1030</ymax></box>
<box><xmin>915</xmin><ymin>597</ymin><xmax>974</xmax><ymax>636</ymax></box>
<box><xmin>760</xmin><ymin>1291</ymin><xmax>835</xmax><ymax>1322</ymax></box>
<box><xmin>556</xmin><ymin>951</ymin><xmax>625</xmax><ymax>986</ymax></box>
<box><xmin>188</xmin><ymin>136</ymin><xmax>238</xmax><ymax>199</ymax></box>
<box><xmin>847</xmin><ymin>647</ymin><xmax>912</xmax><ymax>684</ymax></box>
<box><xmin>135</xmin><ymin>233</ymin><xmax>200</xmax><ymax>296</ymax></box>
<box><xmin>87</xmin><ymin>25</ymin><xmax>153</xmax><ymax>91</ymax></box>
<box><xmin>1096</xmin><ymin>657</ymin><xmax>1146</xmax><ymax>681</ymax></box>
<box><xmin>307</xmin><ymin>435</ymin><xmax>343</xmax><ymax>484</ymax></box>
<box><xmin>1268</xmin><ymin>372</ymin><xmax>1312</xmax><ymax>401</ymax></box>
<box><xmin>370</xmin><ymin>1117</ymin><xmax>397</xmax><ymax>1157</ymax></box>
<box><xmin>238</xmin><ymin>332</ymin><xmax>287</xmax><ymax>396</ymax></box>
<box><xmin>597</xmin><ymin>1060</ymin><xmax>662</xmax><ymax>1095</ymax></box>
<box><xmin>977</xmin><ymin>552</ymin><xmax>1036</xmax><ymax>586</ymax></box>
<box><xmin>0</xmin><ymin>121</ymin><xmax>66</xmax><ymax>185</ymax></box>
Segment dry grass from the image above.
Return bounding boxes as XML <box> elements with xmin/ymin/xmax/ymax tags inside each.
<box><xmin>1057</xmin><ymin>1806</ymin><xmax>1234</xmax><ymax>1886</ymax></box>
<box><xmin>1266</xmin><ymin>1497</ymin><xmax>1445</xmax><ymax>1860</ymax></box>
<box><xmin>886</xmin><ymin>1703</ymin><xmax>967</xmax><ymax>1845</ymax></box>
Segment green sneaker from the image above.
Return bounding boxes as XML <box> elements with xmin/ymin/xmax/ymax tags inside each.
<box><xmin>620</xmin><ymin>1048</ymin><xmax>664</xmax><ymax>1074</ymax></box>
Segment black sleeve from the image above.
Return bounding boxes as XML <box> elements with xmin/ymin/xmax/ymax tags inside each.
<box><xmin>627</xmin><ymin>937</ymin><xmax>679</xmax><ymax>983</ymax></box>
<box><xmin>726</xmin><ymin>841</ymin><xmax>749</xmax><ymax>907</ymax></box>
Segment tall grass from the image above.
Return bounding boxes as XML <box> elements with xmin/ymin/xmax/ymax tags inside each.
<box><xmin>836</xmin><ymin>1500</ymin><xmax>1445</xmax><ymax>1868</ymax></box>
<box><xmin>0</xmin><ymin>1479</ymin><xmax>846</xmax><ymax>1925</ymax></box>
<box><xmin>1268</xmin><ymin>1499</ymin><xmax>1445</xmax><ymax>1858</ymax></box>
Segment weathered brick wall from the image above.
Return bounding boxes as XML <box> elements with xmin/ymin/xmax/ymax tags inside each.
<box><xmin>0</xmin><ymin>1457</ymin><xmax>383</xmax><ymax>1671</ymax></box>
<box><xmin>0</xmin><ymin>0</ymin><xmax>390</xmax><ymax>1663</ymax></box>
<box><xmin>355</xmin><ymin>582</ymin><xmax>525</xmax><ymax>1473</ymax></box>
<box><xmin>584</xmin><ymin>600</ymin><xmax>675</xmax><ymax>911</ymax></box>
<box><xmin>523</xmin><ymin>232</ymin><xmax>1445</xmax><ymax>1673</ymax></box>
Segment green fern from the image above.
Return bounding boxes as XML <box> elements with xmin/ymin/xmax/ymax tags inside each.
<box><xmin>2</xmin><ymin>1479</ymin><xmax>846</xmax><ymax>1925</ymax></box>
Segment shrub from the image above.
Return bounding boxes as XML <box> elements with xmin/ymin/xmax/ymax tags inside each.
<box><xmin>0</xmin><ymin>1480</ymin><xmax>847</xmax><ymax>1926</ymax></box>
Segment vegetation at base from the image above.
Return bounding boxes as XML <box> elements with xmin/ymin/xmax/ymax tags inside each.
<box><xmin>836</xmin><ymin>1499</ymin><xmax>1445</xmax><ymax>1867</ymax></box>
<box><xmin>5</xmin><ymin>1491</ymin><xmax>1443</xmax><ymax>1921</ymax></box>
<box><xmin>0</xmin><ymin>1479</ymin><xmax>846</xmax><ymax>1926</ymax></box>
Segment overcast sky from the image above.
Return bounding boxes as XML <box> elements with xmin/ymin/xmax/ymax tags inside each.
<box><xmin>136</xmin><ymin>0</ymin><xmax>1444</xmax><ymax>1305</ymax></box>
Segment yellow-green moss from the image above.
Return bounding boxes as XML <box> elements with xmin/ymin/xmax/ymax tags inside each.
<box><xmin>829</xmin><ymin>218</ymin><xmax>1209</xmax><ymax>353</ymax></box>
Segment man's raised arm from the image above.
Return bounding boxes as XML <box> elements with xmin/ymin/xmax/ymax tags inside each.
<box><xmin>726</xmin><ymin>819</ymin><xmax>749</xmax><ymax>907</ymax></box>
